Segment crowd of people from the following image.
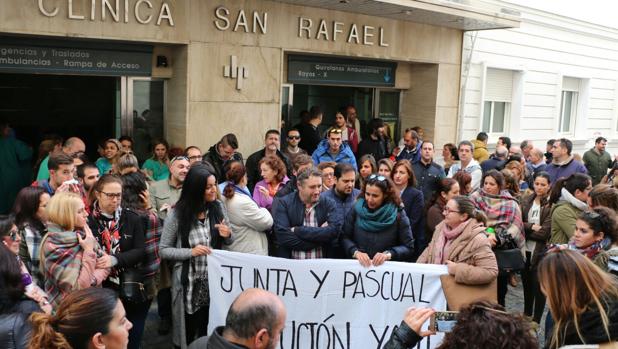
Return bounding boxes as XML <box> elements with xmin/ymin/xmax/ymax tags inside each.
<box><xmin>1</xmin><ymin>107</ymin><xmax>618</xmax><ymax>349</ymax></box>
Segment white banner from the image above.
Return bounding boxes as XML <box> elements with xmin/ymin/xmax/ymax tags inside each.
<box><xmin>208</xmin><ymin>250</ymin><xmax>448</xmax><ymax>349</ymax></box>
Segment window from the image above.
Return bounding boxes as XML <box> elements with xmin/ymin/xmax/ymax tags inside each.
<box><xmin>482</xmin><ymin>68</ymin><xmax>513</xmax><ymax>134</ymax></box>
<box><xmin>559</xmin><ymin>77</ymin><xmax>580</xmax><ymax>134</ymax></box>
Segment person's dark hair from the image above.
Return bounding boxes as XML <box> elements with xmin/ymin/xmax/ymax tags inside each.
<box><xmin>359</xmin><ymin>174</ymin><xmax>402</xmax><ymax>207</ymax></box>
<box><xmin>12</xmin><ymin>187</ymin><xmax>47</xmax><ymax>232</ymax></box>
<box><xmin>118</xmin><ymin>135</ymin><xmax>133</xmax><ymax>145</ymax></box>
<box><xmin>0</xmin><ymin>240</ymin><xmax>24</xmax><ymax>314</ymax></box>
<box><xmin>89</xmin><ymin>174</ymin><xmax>123</xmax><ymax>207</ymax></box>
<box><xmin>507</xmin><ymin>153</ymin><xmax>524</xmax><ymax>165</ymax></box>
<box><xmin>547</xmin><ymin>139</ymin><xmax>556</xmax><ymax>146</ymax></box>
<box><xmin>220</xmin><ymin>133</ymin><xmax>239</xmax><ymax>149</ymax></box>
<box><xmin>436</xmin><ymin>300</ymin><xmax>538</xmax><ymax>349</ymax></box>
<box><xmin>317</xmin><ymin>161</ymin><xmax>336</xmax><ymax>173</ymax></box>
<box><xmin>299</xmin><ymin>110</ymin><xmax>310</xmax><ymax>123</ymax></box>
<box><xmin>501</xmin><ymin>169</ymin><xmax>520</xmax><ymax>197</ymax></box>
<box><xmin>76</xmin><ymin>163</ymin><xmax>98</xmax><ymax>180</ymax></box>
<box><xmin>292</xmin><ymin>154</ymin><xmax>313</xmax><ymax>172</ymax></box>
<box><xmin>334</xmin><ymin>163</ymin><xmax>356</xmax><ymax>179</ymax></box>
<box><xmin>223</xmin><ymin>162</ymin><xmax>246</xmax><ymax>199</ymax></box>
<box><xmin>533</xmin><ymin>171</ymin><xmax>552</xmax><ymax>184</ymax></box>
<box><xmin>595</xmin><ymin>136</ymin><xmax>607</xmax><ymax>144</ymax></box>
<box><xmin>498</xmin><ymin>136</ymin><xmax>512</xmax><ymax>150</ymax></box>
<box><xmin>476</xmin><ymin>132</ymin><xmax>488</xmax><ymax>142</ymax></box>
<box><xmin>296</xmin><ymin>167</ymin><xmax>321</xmax><ymax>186</ymax></box>
<box><xmin>264</xmin><ymin>129</ymin><xmax>280</xmax><ymax>140</ymax></box>
<box><xmin>451</xmin><ymin>196</ymin><xmax>487</xmax><ymax>225</ymax></box>
<box><xmin>452</xmin><ymin>171</ymin><xmax>472</xmax><ymax>195</ymax></box>
<box><xmin>359</xmin><ymin>154</ymin><xmax>377</xmax><ymax>174</ymax></box>
<box><xmin>29</xmin><ymin>288</ymin><xmax>119</xmax><ymax>349</ymax></box>
<box><xmin>258</xmin><ymin>155</ymin><xmax>287</xmax><ymax>183</ymax></box>
<box><xmin>48</xmin><ymin>152</ymin><xmax>74</xmax><ymax>171</ymax></box>
<box><xmin>225</xmin><ymin>302</ymin><xmax>279</xmax><ymax>339</ymax></box>
<box><xmin>392</xmin><ymin>160</ymin><xmax>417</xmax><ymax>187</ymax></box>
<box><xmin>150</xmin><ymin>138</ymin><xmax>170</xmax><ymax>161</ymax></box>
<box><xmin>428</xmin><ymin>178</ymin><xmax>459</xmax><ymax>208</ymax></box>
<box><xmin>549</xmin><ymin>173</ymin><xmax>591</xmax><ymax>204</ymax></box>
<box><xmin>287</xmin><ymin>128</ymin><xmax>300</xmax><ymax>136</ymax></box>
<box><xmin>184</xmin><ymin>145</ymin><xmax>201</xmax><ymax>156</ymax></box>
<box><xmin>458</xmin><ymin>140</ymin><xmax>474</xmax><ymax>152</ymax></box>
<box><xmin>174</xmin><ymin>164</ymin><xmax>223</xmax><ymax>249</ymax></box>
<box><xmin>121</xmin><ymin>172</ymin><xmax>148</xmax><ymax>211</ymax></box>
<box><xmin>482</xmin><ymin>168</ymin><xmax>505</xmax><ymax>190</ymax></box>
<box><xmin>578</xmin><ymin>207</ymin><xmax>618</xmax><ymax>244</ymax></box>
<box><xmin>443</xmin><ymin>143</ymin><xmax>459</xmax><ymax>161</ymax></box>
<box><xmin>405</xmin><ymin>129</ymin><xmax>419</xmax><ymax>142</ymax></box>
<box><xmin>309</xmin><ymin>106</ymin><xmax>322</xmax><ymax>120</ymax></box>
<box><xmin>557</xmin><ymin>138</ymin><xmax>573</xmax><ymax>155</ymax></box>
<box><xmin>369</xmin><ymin>118</ymin><xmax>385</xmax><ymax>131</ymax></box>
<box><xmin>589</xmin><ymin>184</ymin><xmax>618</xmax><ymax>213</ymax></box>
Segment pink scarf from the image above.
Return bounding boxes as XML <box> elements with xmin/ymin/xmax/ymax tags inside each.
<box><xmin>433</xmin><ymin>220</ymin><xmax>470</xmax><ymax>264</ymax></box>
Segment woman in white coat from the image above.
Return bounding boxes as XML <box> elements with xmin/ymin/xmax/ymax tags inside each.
<box><xmin>222</xmin><ymin>162</ymin><xmax>273</xmax><ymax>255</ymax></box>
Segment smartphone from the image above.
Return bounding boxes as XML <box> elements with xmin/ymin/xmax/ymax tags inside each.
<box><xmin>429</xmin><ymin>311</ymin><xmax>459</xmax><ymax>332</ymax></box>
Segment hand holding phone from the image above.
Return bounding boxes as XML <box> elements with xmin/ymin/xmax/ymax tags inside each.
<box><xmin>429</xmin><ymin>311</ymin><xmax>459</xmax><ymax>332</ymax></box>
<box><xmin>403</xmin><ymin>307</ymin><xmax>436</xmax><ymax>337</ymax></box>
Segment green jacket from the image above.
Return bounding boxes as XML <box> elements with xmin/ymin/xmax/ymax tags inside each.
<box><xmin>583</xmin><ymin>148</ymin><xmax>613</xmax><ymax>185</ymax></box>
<box><xmin>148</xmin><ymin>179</ymin><xmax>181</xmax><ymax>221</ymax></box>
<box><xmin>549</xmin><ymin>200</ymin><xmax>583</xmax><ymax>244</ymax></box>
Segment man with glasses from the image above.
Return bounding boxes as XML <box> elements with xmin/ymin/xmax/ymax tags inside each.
<box><xmin>546</xmin><ymin>138</ymin><xmax>588</xmax><ymax>183</ymax></box>
<box><xmin>583</xmin><ymin>137</ymin><xmax>616</xmax><ymax>185</ymax></box>
<box><xmin>283</xmin><ymin>128</ymin><xmax>307</xmax><ymax>164</ymax></box>
<box><xmin>273</xmin><ymin>167</ymin><xmax>342</xmax><ymax>259</ymax></box>
<box><xmin>311</xmin><ymin>128</ymin><xmax>357</xmax><ymax>170</ymax></box>
<box><xmin>203</xmin><ymin>133</ymin><xmax>244</xmax><ymax>182</ymax></box>
<box><xmin>36</xmin><ymin>136</ymin><xmax>86</xmax><ymax>181</ymax></box>
<box><xmin>184</xmin><ymin>146</ymin><xmax>203</xmax><ymax>165</ymax></box>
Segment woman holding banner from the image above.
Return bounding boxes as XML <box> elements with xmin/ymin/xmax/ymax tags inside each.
<box><xmin>159</xmin><ymin>164</ymin><xmax>233</xmax><ymax>348</ymax></box>
<box><xmin>417</xmin><ymin>196</ymin><xmax>498</xmax><ymax>285</ymax></box>
<box><xmin>341</xmin><ymin>174</ymin><xmax>414</xmax><ymax>266</ymax></box>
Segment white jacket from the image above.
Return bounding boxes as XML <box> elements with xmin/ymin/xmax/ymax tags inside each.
<box><xmin>222</xmin><ymin>189</ymin><xmax>273</xmax><ymax>256</ymax></box>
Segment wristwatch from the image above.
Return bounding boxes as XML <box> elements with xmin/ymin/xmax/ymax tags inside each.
<box><xmin>383</xmin><ymin>251</ymin><xmax>392</xmax><ymax>260</ymax></box>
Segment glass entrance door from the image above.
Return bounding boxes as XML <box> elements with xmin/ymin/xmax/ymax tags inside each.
<box><xmin>121</xmin><ymin>78</ymin><xmax>165</xmax><ymax>163</ymax></box>
<box><xmin>375</xmin><ymin>89</ymin><xmax>401</xmax><ymax>142</ymax></box>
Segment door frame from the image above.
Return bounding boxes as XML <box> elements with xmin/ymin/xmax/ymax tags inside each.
<box><xmin>374</xmin><ymin>88</ymin><xmax>403</xmax><ymax>139</ymax></box>
<box><xmin>120</xmin><ymin>77</ymin><xmax>167</xmax><ymax>138</ymax></box>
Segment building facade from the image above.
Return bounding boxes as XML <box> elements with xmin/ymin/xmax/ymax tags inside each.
<box><xmin>460</xmin><ymin>1</ymin><xmax>618</xmax><ymax>156</ymax></box>
<box><xmin>0</xmin><ymin>0</ymin><xmax>517</xmax><ymax>160</ymax></box>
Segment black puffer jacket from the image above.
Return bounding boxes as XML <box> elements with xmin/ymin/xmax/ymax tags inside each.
<box><xmin>0</xmin><ymin>300</ymin><xmax>40</xmax><ymax>349</ymax></box>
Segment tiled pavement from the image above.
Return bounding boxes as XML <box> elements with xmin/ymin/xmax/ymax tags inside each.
<box><xmin>141</xmin><ymin>275</ymin><xmax>547</xmax><ymax>348</ymax></box>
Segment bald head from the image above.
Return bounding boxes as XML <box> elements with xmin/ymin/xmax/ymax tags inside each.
<box><xmin>495</xmin><ymin>146</ymin><xmax>508</xmax><ymax>159</ymax></box>
<box><xmin>223</xmin><ymin>288</ymin><xmax>286</xmax><ymax>348</ymax></box>
<box><xmin>63</xmin><ymin>137</ymin><xmax>86</xmax><ymax>155</ymax></box>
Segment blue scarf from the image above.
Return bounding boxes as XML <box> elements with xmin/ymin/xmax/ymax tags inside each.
<box><xmin>354</xmin><ymin>199</ymin><xmax>398</xmax><ymax>232</ymax></box>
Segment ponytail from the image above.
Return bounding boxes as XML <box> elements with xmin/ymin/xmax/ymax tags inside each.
<box><xmin>471</xmin><ymin>208</ymin><xmax>488</xmax><ymax>226</ymax></box>
<box><xmin>223</xmin><ymin>161</ymin><xmax>246</xmax><ymax>200</ymax></box>
<box><xmin>549</xmin><ymin>178</ymin><xmax>567</xmax><ymax>205</ymax></box>
<box><xmin>222</xmin><ymin>182</ymin><xmax>235</xmax><ymax>199</ymax></box>
<box><xmin>549</xmin><ymin>173</ymin><xmax>591</xmax><ymax>205</ymax></box>
<box><xmin>28</xmin><ymin>313</ymin><xmax>72</xmax><ymax>349</ymax></box>
<box><xmin>452</xmin><ymin>195</ymin><xmax>487</xmax><ymax>225</ymax></box>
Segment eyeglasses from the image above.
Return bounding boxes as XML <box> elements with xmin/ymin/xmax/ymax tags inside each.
<box><xmin>367</xmin><ymin>174</ymin><xmax>386</xmax><ymax>182</ymax></box>
<box><xmin>99</xmin><ymin>191</ymin><xmax>122</xmax><ymax>199</ymax></box>
<box><xmin>288</xmin><ymin>136</ymin><xmax>300</xmax><ymax>140</ymax></box>
<box><xmin>323</xmin><ymin>173</ymin><xmax>334</xmax><ymax>178</ymax></box>
<box><xmin>443</xmin><ymin>207</ymin><xmax>460</xmax><ymax>215</ymax></box>
<box><xmin>171</xmin><ymin>156</ymin><xmax>189</xmax><ymax>163</ymax></box>
<box><xmin>7</xmin><ymin>229</ymin><xmax>19</xmax><ymax>241</ymax></box>
<box><xmin>188</xmin><ymin>155</ymin><xmax>202</xmax><ymax>161</ymax></box>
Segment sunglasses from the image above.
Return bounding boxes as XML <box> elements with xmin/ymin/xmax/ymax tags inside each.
<box><xmin>288</xmin><ymin>136</ymin><xmax>300</xmax><ymax>140</ymax></box>
<box><xmin>329</xmin><ymin>129</ymin><xmax>343</xmax><ymax>135</ymax></box>
<box><xmin>171</xmin><ymin>156</ymin><xmax>189</xmax><ymax>163</ymax></box>
<box><xmin>368</xmin><ymin>174</ymin><xmax>386</xmax><ymax>182</ymax></box>
<box><xmin>7</xmin><ymin>229</ymin><xmax>19</xmax><ymax>241</ymax></box>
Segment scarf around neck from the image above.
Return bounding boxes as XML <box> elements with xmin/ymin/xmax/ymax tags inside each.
<box><xmin>568</xmin><ymin>237</ymin><xmax>610</xmax><ymax>260</ymax></box>
<box><xmin>92</xmin><ymin>202</ymin><xmax>122</xmax><ymax>257</ymax></box>
<box><xmin>354</xmin><ymin>199</ymin><xmax>398</xmax><ymax>232</ymax></box>
<box><xmin>433</xmin><ymin>219</ymin><xmax>471</xmax><ymax>264</ymax></box>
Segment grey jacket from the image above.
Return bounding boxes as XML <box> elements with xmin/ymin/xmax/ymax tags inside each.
<box><xmin>159</xmin><ymin>203</ymin><xmax>231</xmax><ymax>349</ymax></box>
<box><xmin>0</xmin><ymin>300</ymin><xmax>39</xmax><ymax>349</ymax></box>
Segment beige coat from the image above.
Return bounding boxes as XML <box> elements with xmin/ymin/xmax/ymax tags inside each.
<box><xmin>417</xmin><ymin>219</ymin><xmax>498</xmax><ymax>285</ymax></box>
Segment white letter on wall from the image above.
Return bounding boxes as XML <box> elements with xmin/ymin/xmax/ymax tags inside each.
<box><xmin>157</xmin><ymin>2</ymin><xmax>174</xmax><ymax>26</ymax></box>
<box><xmin>38</xmin><ymin>0</ymin><xmax>58</xmax><ymax>17</ymax></box>
<box><xmin>347</xmin><ymin>24</ymin><xmax>359</xmax><ymax>44</ymax></box>
<box><xmin>298</xmin><ymin>17</ymin><xmax>312</xmax><ymax>38</ymax></box>
<box><xmin>134</xmin><ymin>0</ymin><xmax>153</xmax><ymax>24</ymax></box>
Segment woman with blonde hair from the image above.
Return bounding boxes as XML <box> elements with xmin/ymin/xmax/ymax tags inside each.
<box><xmin>539</xmin><ymin>249</ymin><xmax>618</xmax><ymax>348</ymax></box>
<box><xmin>41</xmin><ymin>192</ymin><xmax>109</xmax><ymax>308</ymax></box>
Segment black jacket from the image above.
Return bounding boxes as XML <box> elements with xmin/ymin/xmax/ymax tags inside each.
<box><xmin>357</xmin><ymin>136</ymin><xmax>390</xmax><ymax>162</ymax></box>
<box><xmin>383</xmin><ymin>321</ymin><xmax>422</xmax><ymax>349</ymax></box>
<box><xmin>272</xmin><ymin>191</ymin><xmax>342</xmax><ymax>258</ymax></box>
<box><xmin>341</xmin><ymin>204</ymin><xmax>414</xmax><ymax>261</ymax></box>
<box><xmin>412</xmin><ymin>160</ymin><xmax>445</xmax><ymax>205</ymax></box>
<box><xmin>202</xmin><ymin>144</ymin><xmax>243</xmax><ymax>182</ymax></box>
<box><xmin>481</xmin><ymin>156</ymin><xmax>506</xmax><ymax>173</ymax></box>
<box><xmin>401</xmin><ymin>187</ymin><xmax>425</xmax><ymax>260</ymax></box>
<box><xmin>549</xmin><ymin>296</ymin><xmax>618</xmax><ymax>348</ymax></box>
<box><xmin>0</xmin><ymin>300</ymin><xmax>39</xmax><ymax>349</ymax></box>
<box><xmin>245</xmin><ymin>148</ymin><xmax>293</xmax><ymax>193</ymax></box>
<box><xmin>297</xmin><ymin>122</ymin><xmax>322</xmax><ymax>155</ymax></box>
<box><xmin>88</xmin><ymin>208</ymin><xmax>146</xmax><ymax>270</ymax></box>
